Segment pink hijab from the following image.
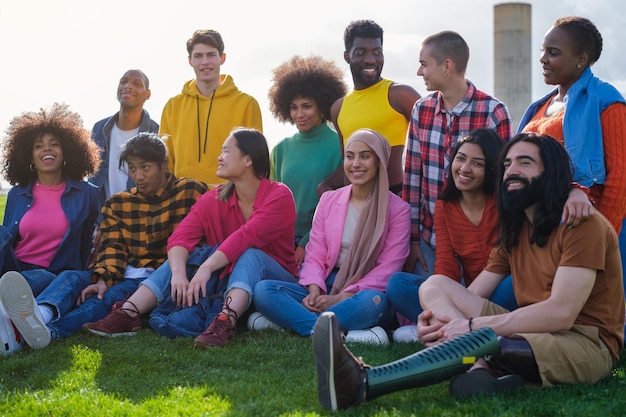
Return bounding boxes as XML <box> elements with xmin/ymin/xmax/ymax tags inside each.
<box><xmin>329</xmin><ymin>128</ymin><xmax>391</xmax><ymax>295</ymax></box>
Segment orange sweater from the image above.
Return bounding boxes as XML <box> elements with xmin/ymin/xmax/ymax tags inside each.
<box><xmin>434</xmin><ymin>197</ymin><xmax>498</xmax><ymax>285</ymax></box>
<box><xmin>522</xmin><ymin>99</ymin><xmax>626</xmax><ymax>232</ymax></box>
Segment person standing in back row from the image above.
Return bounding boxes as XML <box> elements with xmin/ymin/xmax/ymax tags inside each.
<box><xmin>160</xmin><ymin>29</ymin><xmax>263</xmax><ymax>188</ymax></box>
<box><xmin>320</xmin><ymin>19</ymin><xmax>421</xmax><ymax>195</ymax></box>
<box><xmin>90</xmin><ymin>69</ymin><xmax>159</xmax><ymax>210</ymax></box>
<box><xmin>403</xmin><ymin>30</ymin><xmax>512</xmax><ymax>275</ymax></box>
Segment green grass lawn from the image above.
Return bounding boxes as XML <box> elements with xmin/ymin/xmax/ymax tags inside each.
<box><xmin>1</xmin><ymin>193</ymin><xmax>626</xmax><ymax>415</ymax></box>
<box><xmin>1</xmin><ymin>328</ymin><xmax>625</xmax><ymax>416</ymax></box>
<box><xmin>0</xmin><ymin>193</ymin><xmax>5</xmax><ymax>224</ymax></box>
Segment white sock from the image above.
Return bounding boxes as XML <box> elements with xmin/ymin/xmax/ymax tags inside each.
<box><xmin>38</xmin><ymin>305</ymin><xmax>54</xmax><ymax>324</ymax></box>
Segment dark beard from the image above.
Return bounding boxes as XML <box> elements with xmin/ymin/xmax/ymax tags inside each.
<box><xmin>500</xmin><ymin>174</ymin><xmax>545</xmax><ymax>213</ymax></box>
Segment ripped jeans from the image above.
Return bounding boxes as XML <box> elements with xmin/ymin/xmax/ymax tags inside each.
<box><xmin>253</xmin><ymin>271</ymin><xmax>393</xmax><ymax>336</ymax></box>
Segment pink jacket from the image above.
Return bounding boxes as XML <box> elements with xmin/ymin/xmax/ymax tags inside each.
<box><xmin>298</xmin><ymin>185</ymin><xmax>410</xmax><ymax>293</ymax></box>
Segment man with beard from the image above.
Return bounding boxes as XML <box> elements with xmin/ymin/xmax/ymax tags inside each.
<box><xmin>311</xmin><ymin>132</ymin><xmax>623</xmax><ymax>411</ymax></box>
<box><xmin>319</xmin><ymin>19</ymin><xmax>421</xmax><ymax>195</ymax></box>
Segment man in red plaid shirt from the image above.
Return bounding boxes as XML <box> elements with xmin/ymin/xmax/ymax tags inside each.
<box><xmin>403</xmin><ymin>31</ymin><xmax>512</xmax><ymax>275</ymax></box>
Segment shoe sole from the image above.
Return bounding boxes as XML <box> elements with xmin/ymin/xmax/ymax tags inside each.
<box><xmin>83</xmin><ymin>327</ymin><xmax>139</xmax><ymax>338</ymax></box>
<box><xmin>313</xmin><ymin>312</ymin><xmax>338</xmax><ymax>411</ymax></box>
<box><xmin>0</xmin><ymin>271</ymin><xmax>51</xmax><ymax>349</ymax></box>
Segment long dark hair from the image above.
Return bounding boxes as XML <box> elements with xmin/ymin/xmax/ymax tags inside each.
<box><xmin>440</xmin><ymin>128</ymin><xmax>504</xmax><ymax>201</ymax></box>
<box><xmin>218</xmin><ymin>128</ymin><xmax>270</xmax><ymax>201</ymax></box>
<box><xmin>496</xmin><ymin>133</ymin><xmax>573</xmax><ymax>251</ymax></box>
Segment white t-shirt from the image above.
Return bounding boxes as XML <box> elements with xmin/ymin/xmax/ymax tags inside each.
<box><xmin>107</xmin><ymin>124</ymin><xmax>139</xmax><ymax>197</ymax></box>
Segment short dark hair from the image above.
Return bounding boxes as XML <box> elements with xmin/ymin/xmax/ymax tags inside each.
<box><xmin>119</xmin><ymin>132</ymin><xmax>167</xmax><ymax>170</ymax></box>
<box><xmin>422</xmin><ymin>31</ymin><xmax>470</xmax><ymax>73</ymax></box>
<box><xmin>344</xmin><ymin>19</ymin><xmax>383</xmax><ymax>51</ymax></box>
<box><xmin>553</xmin><ymin>16</ymin><xmax>603</xmax><ymax>65</ymax></box>
<box><xmin>186</xmin><ymin>29</ymin><xmax>224</xmax><ymax>56</ymax></box>
<box><xmin>121</xmin><ymin>69</ymin><xmax>150</xmax><ymax>90</ymax></box>
<box><xmin>439</xmin><ymin>128</ymin><xmax>505</xmax><ymax>201</ymax></box>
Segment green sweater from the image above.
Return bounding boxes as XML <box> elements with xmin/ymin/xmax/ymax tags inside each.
<box><xmin>270</xmin><ymin>123</ymin><xmax>342</xmax><ymax>248</ymax></box>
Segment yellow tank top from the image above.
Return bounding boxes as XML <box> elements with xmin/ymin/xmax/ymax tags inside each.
<box><xmin>337</xmin><ymin>78</ymin><xmax>409</xmax><ymax>147</ymax></box>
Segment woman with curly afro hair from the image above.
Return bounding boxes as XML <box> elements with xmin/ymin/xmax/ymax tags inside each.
<box><xmin>0</xmin><ymin>102</ymin><xmax>101</xmax><ymax>296</ymax></box>
<box><xmin>266</xmin><ymin>55</ymin><xmax>347</xmax><ymax>271</ymax></box>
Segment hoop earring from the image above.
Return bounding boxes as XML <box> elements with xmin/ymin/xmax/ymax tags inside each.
<box><xmin>29</xmin><ymin>163</ymin><xmax>35</xmax><ymax>171</ymax></box>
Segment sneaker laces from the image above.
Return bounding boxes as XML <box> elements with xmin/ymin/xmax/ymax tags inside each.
<box><xmin>117</xmin><ymin>299</ymin><xmax>141</xmax><ymax>318</ymax></box>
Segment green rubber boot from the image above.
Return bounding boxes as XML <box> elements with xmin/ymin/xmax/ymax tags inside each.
<box><xmin>366</xmin><ymin>327</ymin><xmax>499</xmax><ymax>401</ymax></box>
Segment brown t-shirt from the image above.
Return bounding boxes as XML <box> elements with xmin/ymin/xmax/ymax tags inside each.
<box><xmin>486</xmin><ymin>210</ymin><xmax>624</xmax><ymax>361</ymax></box>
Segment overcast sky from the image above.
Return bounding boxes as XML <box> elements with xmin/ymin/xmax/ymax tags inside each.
<box><xmin>1</xmin><ymin>0</ymin><xmax>623</xmax><ymax>149</ymax></box>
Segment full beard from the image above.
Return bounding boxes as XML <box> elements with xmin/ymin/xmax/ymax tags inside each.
<box><xmin>500</xmin><ymin>174</ymin><xmax>545</xmax><ymax>213</ymax></box>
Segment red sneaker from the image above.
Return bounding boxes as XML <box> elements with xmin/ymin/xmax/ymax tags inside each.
<box><xmin>82</xmin><ymin>303</ymin><xmax>141</xmax><ymax>337</ymax></box>
<box><xmin>194</xmin><ymin>313</ymin><xmax>236</xmax><ymax>348</ymax></box>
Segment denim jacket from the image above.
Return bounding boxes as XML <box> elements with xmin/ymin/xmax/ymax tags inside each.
<box><xmin>0</xmin><ymin>178</ymin><xmax>100</xmax><ymax>274</ymax></box>
<box><xmin>88</xmin><ymin>109</ymin><xmax>159</xmax><ymax>210</ymax></box>
<box><xmin>518</xmin><ymin>67</ymin><xmax>625</xmax><ymax>187</ymax></box>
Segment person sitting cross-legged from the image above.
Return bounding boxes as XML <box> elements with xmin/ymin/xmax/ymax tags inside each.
<box><xmin>0</xmin><ymin>133</ymin><xmax>207</xmax><ymax>350</ymax></box>
<box><xmin>312</xmin><ymin>132</ymin><xmax>623</xmax><ymax>411</ymax></box>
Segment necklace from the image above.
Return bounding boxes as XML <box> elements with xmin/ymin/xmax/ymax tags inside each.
<box><xmin>35</xmin><ymin>180</ymin><xmax>66</xmax><ymax>192</ymax></box>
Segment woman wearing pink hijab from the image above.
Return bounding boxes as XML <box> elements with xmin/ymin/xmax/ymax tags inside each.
<box><xmin>252</xmin><ymin>129</ymin><xmax>410</xmax><ymax>344</ymax></box>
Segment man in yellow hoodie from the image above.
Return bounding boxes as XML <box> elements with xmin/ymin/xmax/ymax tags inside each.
<box><xmin>160</xmin><ymin>29</ymin><xmax>263</xmax><ymax>187</ymax></box>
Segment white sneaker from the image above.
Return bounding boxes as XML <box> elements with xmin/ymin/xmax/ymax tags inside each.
<box><xmin>0</xmin><ymin>271</ymin><xmax>51</xmax><ymax>349</ymax></box>
<box><xmin>247</xmin><ymin>312</ymin><xmax>283</xmax><ymax>331</ymax></box>
<box><xmin>344</xmin><ymin>326</ymin><xmax>389</xmax><ymax>345</ymax></box>
<box><xmin>0</xmin><ymin>299</ymin><xmax>23</xmax><ymax>355</ymax></box>
<box><xmin>392</xmin><ymin>324</ymin><xmax>419</xmax><ymax>343</ymax></box>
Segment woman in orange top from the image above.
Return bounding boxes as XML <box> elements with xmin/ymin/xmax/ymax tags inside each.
<box><xmin>387</xmin><ymin>128</ymin><xmax>516</xmax><ymax>342</ymax></box>
<box><xmin>518</xmin><ymin>16</ymin><xmax>626</xmax><ymax>307</ymax></box>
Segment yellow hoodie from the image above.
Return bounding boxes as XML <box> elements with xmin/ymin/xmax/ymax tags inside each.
<box><xmin>160</xmin><ymin>74</ymin><xmax>263</xmax><ymax>187</ymax></box>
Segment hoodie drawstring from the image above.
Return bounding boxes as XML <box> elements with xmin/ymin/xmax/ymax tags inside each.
<box><xmin>195</xmin><ymin>90</ymin><xmax>217</xmax><ymax>163</ymax></box>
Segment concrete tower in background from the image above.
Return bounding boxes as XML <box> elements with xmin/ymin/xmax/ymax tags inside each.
<box><xmin>494</xmin><ymin>2</ymin><xmax>532</xmax><ymax>131</ymax></box>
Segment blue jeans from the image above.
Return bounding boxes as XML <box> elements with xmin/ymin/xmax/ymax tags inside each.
<box><xmin>412</xmin><ymin>238</ymin><xmax>436</xmax><ymax>276</ymax></box>
<box><xmin>254</xmin><ymin>272</ymin><xmax>394</xmax><ymax>336</ymax></box>
<box><xmin>146</xmin><ymin>246</ymin><xmax>297</xmax><ymax>337</ymax></box>
<box><xmin>36</xmin><ymin>269</ymin><xmax>142</xmax><ymax>339</ymax></box>
<box><xmin>21</xmin><ymin>268</ymin><xmax>57</xmax><ymax>297</ymax></box>
<box><xmin>386</xmin><ymin>271</ymin><xmax>518</xmax><ymax>323</ymax></box>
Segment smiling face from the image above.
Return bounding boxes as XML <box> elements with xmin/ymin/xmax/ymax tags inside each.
<box><xmin>501</xmin><ymin>141</ymin><xmax>546</xmax><ymax>212</ymax></box>
<box><xmin>32</xmin><ymin>133</ymin><xmax>64</xmax><ymax>176</ymax></box>
<box><xmin>539</xmin><ymin>25</ymin><xmax>586</xmax><ymax>91</ymax></box>
<box><xmin>289</xmin><ymin>96</ymin><xmax>323</xmax><ymax>132</ymax></box>
<box><xmin>189</xmin><ymin>43</ymin><xmax>224</xmax><ymax>85</ymax></box>
<box><xmin>417</xmin><ymin>44</ymin><xmax>447</xmax><ymax>92</ymax></box>
<box><xmin>344</xmin><ymin>140</ymin><xmax>379</xmax><ymax>188</ymax></box>
<box><xmin>126</xmin><ymin>155</ymin><xmax>167</xmax><ymax>195</ymax></box>
<box><xmin>216</xmin><ymin>135</ymin><xmax>250</xmax><ymax>180</ymax></box>
<box><xmin>451</xmin><ymin>142</ymin><xmax>486</xmax><ymax>194</ymax></box>
<box><xmin>117</xmin><ymin>70</ymin><xmax>151</xmax><ymax>109</ymax></box>
<box><xmin>346</xmin><ymin>37</ymin><xmax>384</xmax><ymax>89</ymax></box>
